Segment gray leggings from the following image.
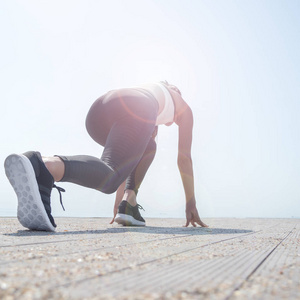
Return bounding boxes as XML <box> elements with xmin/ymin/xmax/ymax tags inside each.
<box><xmin>58</xmin><ymin>90</ymin><xmax>158</xmax><ymax>194</ymax></box>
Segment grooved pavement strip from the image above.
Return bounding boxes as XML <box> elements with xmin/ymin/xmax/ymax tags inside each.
<box><xmin>0</xmin><ymin>217</ymin><xmax>299</xmax><ymax>299</ymax></box>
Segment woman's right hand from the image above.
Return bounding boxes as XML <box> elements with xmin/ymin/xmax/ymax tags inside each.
<box><xmin>109</xmin><ymin>204</ymin><xmax>119</xmax><ymax>224</ymax></box>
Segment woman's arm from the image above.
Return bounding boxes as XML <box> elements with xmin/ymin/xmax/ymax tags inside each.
<box><xmin>176</xmin><ymin>105</ymin><xmax>208</xmax><ymax>227</ymax></box>
<box><xmin>177</xmin><ymin>106</ymin><xmax>195</xmax><ymax>201</ymax></box>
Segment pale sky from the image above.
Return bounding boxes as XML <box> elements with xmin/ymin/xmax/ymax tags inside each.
<box><xmin>1</xmin><ymin>0</ymin><xmax>299</xmax><ymax>219</ymax></box>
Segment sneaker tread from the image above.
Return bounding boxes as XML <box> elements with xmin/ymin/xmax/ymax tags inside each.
<box><xmin>4</xmin><ymin>154</ymin><xmax>56</xmax><ymax>232</ymax></box>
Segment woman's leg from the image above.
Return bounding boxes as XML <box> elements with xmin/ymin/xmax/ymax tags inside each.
<box><xmin>57</xmin><ymin>119</ymin><xmax>155</xmax><ymax>193</ymax></box>
<box><xmin>115</xmin><ymin>126</ymin><xmax>158</xmax><ymax>207</ymax></box>
<box><xmin>5</xmin><ymin>92</ymin><xmax>157</xmax><ymax>231</ymax></box>
<box><xmin>112</xmin><ymin>136</ymin><xmax>157</xmax><ymax>226</ymax></box>
<box><xmin>125</xmin><ymin>137</ymin><xmax>157</xmax><ymax>196</ymax></box>
<box><xmin>56</xmin><ymin>95</ymin><xmax>158</xmax><ymax>194</ymax></box>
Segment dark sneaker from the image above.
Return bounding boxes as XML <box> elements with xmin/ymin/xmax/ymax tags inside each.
<box><xmin>4</xmin><ymin>151</ymin><xmax>65</xmax><ymax>231</ymax></box>
<box><xmin>115</xmin><ymin>200</ymin><xmax>145</xmax><ymax>226</ymax></box>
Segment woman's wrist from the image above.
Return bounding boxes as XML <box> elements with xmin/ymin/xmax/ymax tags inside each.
<box><xmin>186</xmin><ymin>196</ymin><xmax>196</xmax><ymax>205</ymax></box>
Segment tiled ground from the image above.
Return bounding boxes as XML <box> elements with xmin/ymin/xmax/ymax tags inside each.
<box><xmin>0</xmin><ymin>217</ymin><xmax>299</xmax><ymax>299</ymax></box>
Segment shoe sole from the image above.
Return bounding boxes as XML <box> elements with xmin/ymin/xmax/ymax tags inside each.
<box><xmin>4</xmin><ymin>154</ymin><xmax>56</xmax><ymax>232</ymax></box>
<box><xmin>115</xmin><ymin>213</ymin><xmax>145</xmax><ymax>226</ymax></box>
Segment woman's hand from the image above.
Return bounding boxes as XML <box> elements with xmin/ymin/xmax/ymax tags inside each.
<box><xmin>109</xmin><ymin>202</ymin><xmax>119</xmax><ymax>224</ymax></box>
<box><xmin>185</xmin><ymin>198</ymin><xmax>208</xmax><ymax>227</ymax></box>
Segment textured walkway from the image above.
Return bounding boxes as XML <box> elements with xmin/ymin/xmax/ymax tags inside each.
<box><xmin>0</xmin><ymin>217</ymin><xmax>299</xmax><ymax>299</ymax></box>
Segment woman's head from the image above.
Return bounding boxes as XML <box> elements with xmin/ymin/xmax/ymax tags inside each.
<box><xmin>160</xmin><ymin>80</ymin><xmax>182</xmax><ymax>96</ymax></box>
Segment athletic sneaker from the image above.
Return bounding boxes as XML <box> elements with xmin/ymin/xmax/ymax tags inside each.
<box><xmin>115</xmin><ymin>200</ymin><xmax>146</xmax><ymax>226</ymax></box>
<box><xmin>4</xmin><ymin>151</ymin><xmax>65</xmax><ymax>231</ymax></box>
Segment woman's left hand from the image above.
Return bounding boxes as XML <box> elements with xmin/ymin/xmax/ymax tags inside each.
<box><xmin>185</xmin><ymin>198</ymin><xmax>208</xmax><ymax>227</ymax></box>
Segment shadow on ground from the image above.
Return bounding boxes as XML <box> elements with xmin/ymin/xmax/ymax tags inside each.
<box><xmin>4</xmin><ymin>226</ymin><xmax>253</xmax><ymax>237</ymax></box>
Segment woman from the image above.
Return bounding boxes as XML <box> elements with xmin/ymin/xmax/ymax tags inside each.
<box><xmin>4</xmin><ymin>81</ymin><xmax>208</xmax><ymax>231</ymax></box>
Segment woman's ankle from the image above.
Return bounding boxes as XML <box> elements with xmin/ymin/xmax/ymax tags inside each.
<box><xmin>122</xmin><ymin>189</ymin><xmax>137</xmax><ymax>206</ymax></box>
<box><xmin>43</xmin><ymin>157</ymin><xmax>65</xmax><ymax>182</ymax></box>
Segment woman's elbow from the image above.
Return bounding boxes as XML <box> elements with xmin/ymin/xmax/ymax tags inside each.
<box><xmin>177</xmin><ymin>154</ymin><xmax>192</xmax><ymax>168</ymax></box>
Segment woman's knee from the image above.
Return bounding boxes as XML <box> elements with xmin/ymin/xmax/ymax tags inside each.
<box><xmin>96</xmin><ymin>173</ymin><xmax>123</xmax><ymax>194</ymax></box>
<box><xmin>99</xmin><ymin>184</ymin><xmax>119</xmax><ymax>194</ymax></box>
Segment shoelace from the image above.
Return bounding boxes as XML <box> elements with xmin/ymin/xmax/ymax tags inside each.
<box><xmin>53</xmin><ymin>184</ymin><xmax>66</xmax><ymax>211</ymax></box>
<box><xmin>137</xmin><ymin>204</ymin><xmax>145</xmax><ymax>211</ymax></box>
